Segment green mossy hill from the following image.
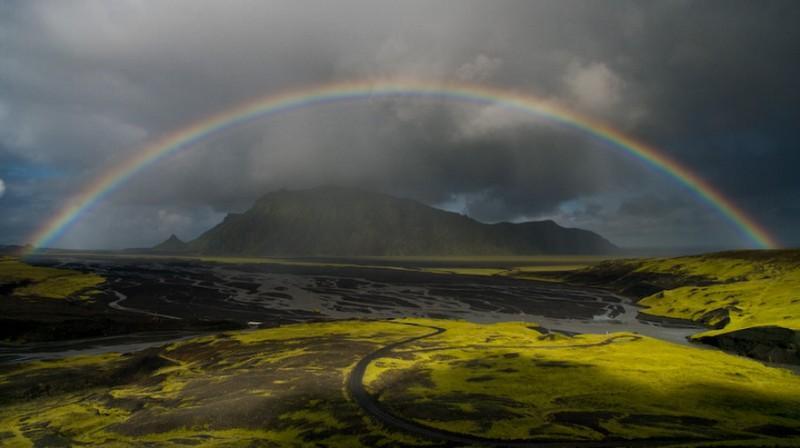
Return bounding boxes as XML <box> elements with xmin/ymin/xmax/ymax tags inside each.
<box><xmin>2</xmin><ymin>319</ymin><xmax>800</xmax><ymax>447</ymax></box>
<box><xmin>0</xmin><ymin>257</ymin><xmax>104</xmax><ymax>299</ymax></box>
<box><xmin>174</xmin><ymin>187</ymin><xmax>617</xmax><ymax>256</ymax></box>
<box><xmin>367</xmin><ymin>319</ymin><xmax>800</xmax><ymax>444</ymax></box>
<box><xmin>571</xmin><ymin>250</ymin><xmax>800</xmax><ymax>363</ymax></box>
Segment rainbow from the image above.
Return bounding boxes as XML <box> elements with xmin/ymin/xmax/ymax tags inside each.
<box><xmin>27</xmin><ymin>78</ymin><xmax>780</xmax><ymax>251</ymax></box>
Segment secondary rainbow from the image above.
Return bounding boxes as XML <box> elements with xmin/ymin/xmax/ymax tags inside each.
<box><xmin>26</xmin><ymin>78</ymin><xmax>780</xmax><ymax>251</ymax></box>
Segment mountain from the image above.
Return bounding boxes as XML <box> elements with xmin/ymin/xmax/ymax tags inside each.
<box><xmin>152</xmin><ymin>234</ymin><xmax>188</xmax><ymax>253</ymax></box>
<box><xmin>158</xmin><ymin>187</ymin><xmax>616</xmax><ymax>256</ymax></box>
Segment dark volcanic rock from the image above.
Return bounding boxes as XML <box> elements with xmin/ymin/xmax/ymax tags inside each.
<box><xmin>696</xmin><ymin>326</ymin><xmax>800</xmax><ymax>364</ymax></box>
<box><xmin>695</xmin><ymin>307</ymin><xmax>739</xmax><ymax>329</ymax></box>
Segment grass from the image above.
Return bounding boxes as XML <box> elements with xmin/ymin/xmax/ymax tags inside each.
<box><xmin>31</xmin><ymin>251</ymin><xmax>609</xmax><ymax>282</ymax></box>
<box><xmin>0</xmin><ymin>257</ymin><xmax>105</xmax><ymax>299</ymax></box>
<box><xmin>421</xmin><ymin>264</ymin><xmax>593</xmax><ymax>282</ymax></box>
<box><xmin>174</xmin><ymin>255</ymin><xmax>603</xmax><ymax>281</ymax></box>
<box><xmin>585</xmin><ymin>251</ymin><xmax>800</xmax><ymax>338</ymax></box>
<box><xmin>0</xmin><ymin>320</ymin><xmax>434</xmax><ymax>447</ymax></box>
<box><xmin>1</xmin><ymin>318</ymin><xmax>799</xmax><ymax>446</ymax></box>
<box><xmin>366</xmin><ymin>319</ymin><xmax>800</xmax><ymax>444</ymax></box>
<box><xmin>354</xmin><ymin>255</ymin><xmax>615</xmax><ymax>264</ymax></box>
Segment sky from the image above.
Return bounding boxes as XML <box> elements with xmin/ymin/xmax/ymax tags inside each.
<box><xmin>1</xmin><ymin>0</ymin><xmax>798</xmax><ymax>250</ymax></box>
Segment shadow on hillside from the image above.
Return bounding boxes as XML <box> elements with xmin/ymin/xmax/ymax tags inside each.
<box><xmin>371</xmin><ymin>346</ymin><xmax>800</xmax><ymax>444</ymax></box>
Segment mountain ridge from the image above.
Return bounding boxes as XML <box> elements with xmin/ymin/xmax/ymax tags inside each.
<box><xmin>152</xmin><ymin>234</ymin><xmax>187</xmax><ymax>253</ymax></box>
<box><xmin>154</xmin><ymin>187</ymin><xmax>617</xmax><ymax>256</ymax></box>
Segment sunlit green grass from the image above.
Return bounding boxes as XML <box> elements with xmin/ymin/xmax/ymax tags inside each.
<box><xmin>355</xmin><ymin>255</ymin><xmax>616</xmax><ymax>263</ymax></box>
<box><xmin>594</xmin><ymin>251</ymin><xmax>800</xmax><ymax>337</ymax></box>
<box><xmin>0</xmin><ymin>257</ymin><xmax>104</xmax><ymax>299</ymax></box>
<box><xmin>366</xmin><ymin>319</ymin><xmax>800</xmax><ymax>443</ymax></box>
<box><xmin>31</xmin><ymin>252</ymin><xmax>610</xmax><ymax>282</ymax></box>
<box><xmin>198</xmin><ymin>254</ymin><xmax>608</xmax><ymax>280</ymax></box>
<box><xmin>1</xmin><ymin>319</ymin><xmax>799</xmax><ymax>446</ymax></box>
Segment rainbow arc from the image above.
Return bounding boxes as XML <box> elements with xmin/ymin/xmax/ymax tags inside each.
<box><xmin>27</xmin><ymin>79</ymin><xmax>780</xmax><ymax>251</ymax></box>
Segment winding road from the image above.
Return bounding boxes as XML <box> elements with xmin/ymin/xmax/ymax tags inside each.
<box><xmin>347</xmin><ymin>321</ymin><xmax>707</xmax><ymax>448</ymax></box>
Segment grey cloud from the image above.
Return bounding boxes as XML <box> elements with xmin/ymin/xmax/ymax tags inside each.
<box><xmin>1</xmin><ymin>1</ymin><xmax>798</xmax><ymax>249</ymax></box>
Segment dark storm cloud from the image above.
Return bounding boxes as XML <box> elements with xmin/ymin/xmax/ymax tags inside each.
<box><xmin>0</xmin><ymin>0</ymin><xmax>798</xmax><ymax>248</ymax></box>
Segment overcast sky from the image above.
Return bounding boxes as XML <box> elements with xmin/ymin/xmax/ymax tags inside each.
<box><xmin>1</xmin><ymin>0</ymin><xmax>798</xmax><ymax>250</ymax></box>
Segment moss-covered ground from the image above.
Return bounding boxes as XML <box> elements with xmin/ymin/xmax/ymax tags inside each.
<box><xmin>34</xmin><ymin>252</ymin><xmax>605</xmax><ymax>280</ymax></box>
<box><xmin>367</xmin><ymin>319</ymin><xmax>800</xmax><ymax>445</ymax></box>
<box><xmin>0</xmin><ymin>257</ymin><xmax>104</xmax><ymax>299</ymax></box>
<box><xmin>0</xmin><ymin>320</ymin><xmax>433</xmax><ymax>447</ymax></box>
<box><xmin>578</xmin><ymin>250</ymin><xmax>800</xmax><ymax>338</ymax></box>
<box><xmin>1</xmin><ymin>318</ymin><xmax>799</xmax><ymax>447</ymax></box>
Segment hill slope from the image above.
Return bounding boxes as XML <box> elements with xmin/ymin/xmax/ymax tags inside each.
<box><xmin>176</xmin><ymin>187</ymin><xmax>616</xmax><ymax>256</ymax></box>
<box><xmin>569</xmin><ymin>250</ymin><xmax>800</xmax><ymax>363</ymax></box>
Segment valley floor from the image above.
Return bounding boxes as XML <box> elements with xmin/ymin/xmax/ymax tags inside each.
<box><xmin>0</xmin><ymin>253</ymin><xmax>799</xmax><ymax>446</ymax></box>
<box><xmin>2</xmin><ymin>318</ymin><xmax>800</xmax><ymax>447</ymax></box>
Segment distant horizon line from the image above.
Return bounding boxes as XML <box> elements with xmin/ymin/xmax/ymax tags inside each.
<box><xmin>10</xmin><ymin>244</ymin><xmax>789</xmax><ymax>256</ymax></box>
